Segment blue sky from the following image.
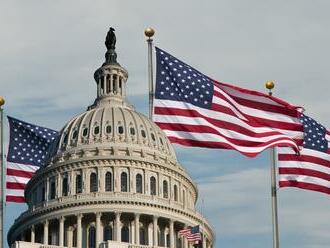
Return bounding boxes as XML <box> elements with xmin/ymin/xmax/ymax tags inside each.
<box><xmin>1</xmin><ymin>1</ymin><xmax>330</xmax><ymax>247</ymax></box>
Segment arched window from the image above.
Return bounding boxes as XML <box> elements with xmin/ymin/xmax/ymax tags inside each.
<box><xmin>41</xmin><ymin>185</ymin><xmax>46</xmax><ymax>201</ymax></box>
<box><xmin>136</xmin><ymin>174</ymin><xmax>143</xmax><ymax>193</ymax></box>
<box><xmin>121</xmin><ymin>225</ymin><xmax>129</xmax><ymax>242</ymax></box>
<box><xmin>62</xmin><ymin>176</ymin><xmax>68</xmax><ymax>196</ymax></box>
<box><xmin>89</xmin><ymin>226</ymin><xmax>96</xmax><ymax>248</ymax></box>
<box><xmin>105</xmin><ymin>172</ymin><xmax>112</xmax><ymax>192</ymax></box>
<box><xmin>50</xmin><ymin>178</ymin><xmax>56</xmax><ymax>200</ymax></box>
<box><xmin>174</xmin><ymin>185</ymin><xmax>178</xmax><ymax>201</ymax></box>
<box><xmin>90</xmin><ymin>173</ymin><xmax>98</xmax><ymax>193</ymax></box>
<box><xmin>76</xmin><ymin>174</ymin><xmax>82</xmax><ymax>194</ymax></box>
<box><xmin>121</xmin><ymin>172</ymin><xmax>128</xmax><ymax>192</ymax></box>
<box><xmin>103</xmin><ymin>226</ymin><xmax>113</xmax><ymax>241</ymax></box>
<box><xmin>150</xmin><ymin>176</ymin><xmax>156</xmax><ymax>195</ymax></box>
<box><xmin>163</xmin><ymin>180</ymin><xmax>168</xmax><ymax>198</ymax></box>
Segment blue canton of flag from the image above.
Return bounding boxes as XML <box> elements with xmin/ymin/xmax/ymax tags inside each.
<box><xmin>155</xmin><ymin>47</ymin><xmax>214</xmax><ymax>109</ymax></box>
<box><xmin>301</xmin><ymin>114</ymin><xmax>328</xmax><ymax>152</ymax></box>
<box><xmin>7</xmin><ymin>116</ymin><xmax>59</xmax><ymax>167</ymax></box>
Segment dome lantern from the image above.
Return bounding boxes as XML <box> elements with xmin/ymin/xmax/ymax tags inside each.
<box><xmin>92</xmin><ymin>27</ymin><xmax>130</xmax><ymax>109</ymax></box>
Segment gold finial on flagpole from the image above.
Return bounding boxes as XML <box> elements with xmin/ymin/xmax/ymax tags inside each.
<box><xmin>265</xmin><ymin>81</ymin><xmax>275</xmax><ymax>96</ymax></box>
<box><xmin>0</xmin><ymin>97</ymin><xmax>4</xmax><ymax>107</ymax></box>
<box><xmin>144</xmin><ymin>27</ymin><xmax>155</xmax><ymax>38</ymax></box>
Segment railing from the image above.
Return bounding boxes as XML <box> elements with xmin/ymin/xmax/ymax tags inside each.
<box><xmin>11</xmin><ymin>241</ymin><xmax>67</xmax><ymax>248</ymax></box>
<box><xmin>100</xmin><ymin>241</ymin><xmax>163</xmax><ymax>248</ymax></box>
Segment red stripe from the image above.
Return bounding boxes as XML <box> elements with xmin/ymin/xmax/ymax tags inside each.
<box><xmin>6</xmin><ymin>195</ymin><xmax>26</xmax><ymax>203</ymax></box>
<box><xmin>279</xmin><ymin>168</ymin><xmax>330</xmax><ymax>181</ymax></box>
<box><xmin>168</xmin><ymin>136</ymin><xmax>297</xmax><ymax>158</ymax></box>
<box><xmin>279</xmin><ymin>181</ymin><xmax>330</xmax><ymax>195</ymax></box>
<box><xmin>157</xmin><ymin>122</ymin><xmax>297</xmax><ymax>148</ymax></box>
<box><xmin>278</xmin><ymin>154</ymin><xmax>329</xmax><ymax>168</ymax></box>
<box><xmin>6</xmin><ymin>168</ymin><xmax>35</xmax><ymax>178</ymax></box>
<box><xmin>214</xmin><ymin>88</ymin><xmax>299</xmax><ymax>118</ymax></box>
<box><xmin>6</xmin><ymin>182</ymin><xmax>26</xmax><ymax>190</ymax></box>
<box><xmin>211</xmin><ymin>102</ymin><xmax>302</xmax><ymax>131</ymax></box>
<box><xmin>154</xmin><ymin>107</ymin><xmax>301</xmax><ymax>138</ymax></box>
<box><xmin>214</xmin><ymin>81</ymin><xmax>301</xmax><ymax>110</ymax></box>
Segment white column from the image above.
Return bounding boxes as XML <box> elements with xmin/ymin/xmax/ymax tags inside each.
<box><xmin>66</xmin><ymin>227</ymin><xmax>73</xmax><ymax>248</ymax></box>
<box><xmin>46</xmin><ymin>178</ymin><xmax>49</xmax><ymax>200</ymax></box>
<box><xmin>135</xmin><ymin>214</ymin><xmax>140</xmax><ymax>244</ymax></box>
<box><xmin>109</xmin><ymin>75</ymin><xmax>113</xmax><ymax>94</ymax></box>
<box><xmin>30</xmin><ymin>225</ymin><xmax>35</xmax><ymax>243</ymax></box>
<box><xmin>153</xmin><ymin>216</ymin><xmax>158</xmax><ymax>247</ymax></box>
<box><xmin>77</xmin><ymin>214</ymin><xmax>82</xmax><ymax>248</ymax></box>
<box><xmin>59</xmin><ymin>216</ymin><xmax>65</xmax><ymax>247</ymax></box>
<box><xmin>96</xmin><ymin>212</ymin><xmax>102</xmax><ymax>247</ymax></box>
<box><xmin>43</xmin><ymin>220</ymin><xmax>49</xmax><ymax>245</ymax></box>
<box><xmin>116</xmin><ymin>75</ymin><xmax>120</xmax><ymax>95</ymax></box>
<box><xmin>183</xmin><ymin>225</ymin><xmax>188</xmax><ymax>248</ymax></box>
<box><xmin>202</xmin><ymin>235</ymin><xmax>207</xmax><ymax>248</ymax></box>
<box><xmin>115</xmin><ymin>212</ymin><xmax>121</xmax><ymax>241</ymax></box>
<box><xmin>169</xmin><ymin>220</ymin><xmax>174</xmax><ymax>248</ymax></box>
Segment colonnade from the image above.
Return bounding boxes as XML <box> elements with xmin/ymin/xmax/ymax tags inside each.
<box><xmin>19</xmin><ymin>212</ymin><xmax>212</xmax><ymax>248</ymax></box>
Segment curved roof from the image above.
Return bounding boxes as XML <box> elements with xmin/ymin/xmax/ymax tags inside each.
<box><xmin>51</xmin><ymin>105</ymin><xmax>177</xmax><ymax>162</ymax></box>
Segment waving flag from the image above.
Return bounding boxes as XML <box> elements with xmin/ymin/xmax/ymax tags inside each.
<box><xmin>179</xmin><ymin>225</ymin><xmax>202</xmax><ymax>244</ymax></box>
<box><xmin>6</xmin><ymin>116</ymin><xmax>58</xmax><ymax>203</ymax></box>
<box><xmin>278</xmin><ymin>114</ymin><xmax>330</xmax><ymax>194</ymax></box>
<box><xmin>153</xmin><ymin>47</ymin><xmax>303</xmax><ymax>157</ymax></box>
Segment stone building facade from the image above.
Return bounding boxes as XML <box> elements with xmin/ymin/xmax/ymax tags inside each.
<box><xmin>7</xmin><ymin>30</ymin><xmax>215</xmax><ymax>248</ymax></box>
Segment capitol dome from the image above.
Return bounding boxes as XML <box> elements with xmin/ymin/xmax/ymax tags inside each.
<box><xmin>8</xmin><ymin>28</ymin><xmax>215</xmax><ymax>248</ymax></box>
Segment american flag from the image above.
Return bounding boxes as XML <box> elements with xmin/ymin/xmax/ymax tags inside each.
<box><xmin>179</xmin><ymin>225</ymin><xmax>202</xmax><ymax>244</ymax></box>
<box><xmin>6</xmin><ymin>116</ymin><xmax>58</xmax><ymax>203</ymax></box>
<box><xmin>278</xmin><ymin>114</ymin><xmax>330</xmax><ymax>194</ymax></box>
<box><xmin>153</xmin><ymin>47</ymin><xmax>302</xmax><ymax>157</ymax></box>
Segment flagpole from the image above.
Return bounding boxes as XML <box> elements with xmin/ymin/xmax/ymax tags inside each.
<box><xmin>0</xmin><ymin>96</ymin><xmax>5</xmax><ymax>248</ymax></box>
<box><xmin>144</xmin><ymin>27</ymin><xmax>155</xmax><ymax>120</ymax></box>
<box><xmin>266</xmin><ymin>81</ymin><xmax>280</xmax><ymax>248</ymax></box>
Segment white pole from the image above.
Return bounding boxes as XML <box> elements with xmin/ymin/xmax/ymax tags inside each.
<box><xmin>0</xmin><ymin>96</ymin><xmax>5</xmax><ymax>248</ymax></box>
<box><xmin>144</xmin><ymin>27</ymin><xmax>155</xmax><ymax>120</ymax></box>
<box><xmin>266</xmin><ymin>81</ymin><xmax>279</xmax><ymax>248</ymax></box>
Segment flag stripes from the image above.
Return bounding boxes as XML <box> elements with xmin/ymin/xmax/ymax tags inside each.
<box><xmin>6</xmin><ymin>162</ymin><xmax>38</xmax><ymax>202</ymax></box>
<box><xmin>278</xmin><ymin>117</ymin><xmax>330</xmax><ymax>195</ymax></box>
<box><xmin>154</xmin><ymin>47</ymin><xmax>303</xmax><ymax>157</ymax></box>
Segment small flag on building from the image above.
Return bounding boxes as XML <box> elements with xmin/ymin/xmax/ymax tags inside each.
<box><xmin>6</xmin><ymin>116</ymin><xmax>58</xmax><ymax>203</ymax></box>
<box><xmin>153</xmin><ymin>47</ymin><xmax>303</xmax><ymax>157</ymax></box>
<box><xmin>278</xmin><ymin>114</ymin><xmax>330</xmax><ymax>194</ymax></box>
<box><xmin>179</xmin><ymin>225</ymin><xmax>202</xmax><ymax>244</ymax></box>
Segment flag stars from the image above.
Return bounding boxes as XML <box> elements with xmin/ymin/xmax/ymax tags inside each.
<box><xmin>156</xmin><ymin>48</ymin><xmax>214</xmax><ymax>109</ymax></box>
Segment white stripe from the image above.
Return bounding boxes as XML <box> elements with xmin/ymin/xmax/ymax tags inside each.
<box><xmin>326</xmin><ymin>134</ymin><xmax>330</xmax><ymax>141</ymax></box>
<box><xmin>278</xmin><ymin>161</ymin><xmax>330</xmax><ymax>175</ymax></box>
<box><xmin>154</xmin><ymin>114</ymin><xmax>296</xmax><ymax>143</ymax></box>
<box><xmin>6</xmin><ymin>162</ymin><xmax>39</xmax><ymax>173</ymax></box>
<box><xmin>218</xmin><ymin>84</ymin><xmax>284</xmax><ymax>107</ymax></box>
<box><xmin>154</xmin><ymin>99</ymin><xmax>302</xmax><ymax>138</ymax></box>
<box><xmin>278</xmin><ymin>147</ymin><xmax>330</xmax><ymax>161</ymax></box>
<box><xmin>6</xmin><ymin>189</ymin><xmax>24</xmax><ymax>197</ymax></box>
<box><xmin>164</xmin><ymin>130</ymin><xmax>297</xmax><ymax>154</ymax></box>
<box><xmin>6</xmin><ymin>175</ymin><xmax>31</xmax><ymax>184</ymax></box>
<box><xmin>212</xmin><ymin>95</ymin><xmax>247</xmax><ymax>121</ymax></box>
<box><xmin>213</xmin><ymin>86</ymin><xmax>300</xmax><ymax>124</ymax></box>
<box><xmin>279</xmin><ymin>175</ymin><xmax>330</xmax><ymax>188</ymax></box>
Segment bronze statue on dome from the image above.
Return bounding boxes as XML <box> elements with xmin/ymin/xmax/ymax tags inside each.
<box><xmin>105</xmin><ymin>27</ymin><xmax>116</xmax><ymax>50</ymax></box>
